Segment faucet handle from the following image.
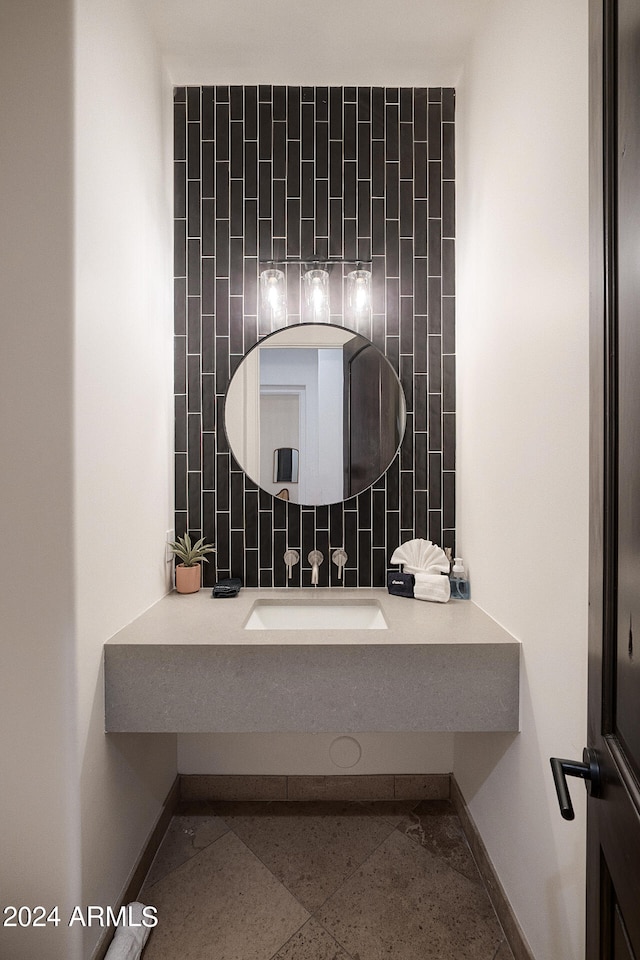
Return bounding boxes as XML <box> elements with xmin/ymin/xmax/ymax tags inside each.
<box><xmin>331</xmin><ymin>548</ymin><xmax>348</xmax><ymax>580</ymax></box>
<box><xmin>283</xmin><ymin>549</ymin><xmax>299</xmax><ymax>580</ymax></box>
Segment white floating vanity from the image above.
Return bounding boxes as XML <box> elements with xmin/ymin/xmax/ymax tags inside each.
<box><xmin>104</xmin><ymin>589</ymin><xmax>520</xmax><ymax>734</ymax></box>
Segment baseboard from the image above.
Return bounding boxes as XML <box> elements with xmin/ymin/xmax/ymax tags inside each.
<box><xmin>179</xmin><ymin>772</ymin><xmax>451</xmax><ymax>802</ymax></box>
<box><xmin>450</xmin><ymin>776</ymin><xmax>535</xmax><ymax>960</ymax></box>
<box><xmin>90</xmin><ymin>775</ymin><xmax>180</xmax><ymax>960</ymax></box>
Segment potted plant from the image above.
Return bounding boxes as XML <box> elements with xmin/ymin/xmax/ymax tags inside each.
<box><xmin>168</xmin><ymin>533</ymin><xmax>216</xmax><ymax>594</ymax></box>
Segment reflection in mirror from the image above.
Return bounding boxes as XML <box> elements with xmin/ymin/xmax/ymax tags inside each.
<box><xmin>224</xmin><ymin>324</ymin><xmax>406</xmax><ymax>506</ymax></box>
<box><xmin>273</xmin><ymin>448</ymin><xmax>299</xmax><ymax>483</ymax></box>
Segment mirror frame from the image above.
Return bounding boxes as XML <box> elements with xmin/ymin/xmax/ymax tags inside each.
<box><xmin>223</xmin><ymin>322</ymin><xmax>406</xmax><ymax>506</ymax></box>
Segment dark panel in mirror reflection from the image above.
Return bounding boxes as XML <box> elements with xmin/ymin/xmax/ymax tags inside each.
<box><xmin>225</xmin><ymin>324</ymin><xmax>406</xmax><ymax>507</ymax></box>
<box><xmin>344</xmin><ymin>337</ymin><xmax>404</xmax><ymax>498</ymax></box>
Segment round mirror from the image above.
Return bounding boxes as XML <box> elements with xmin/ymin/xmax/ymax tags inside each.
<box><xmin>224</xmin><ymin>323</ymin><xmax>406</xmax><ymax>506</ymax></box>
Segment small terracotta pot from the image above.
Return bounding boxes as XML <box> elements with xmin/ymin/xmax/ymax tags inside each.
<box><xmin>175</xmin><ymin>562</ymin><xmax>202</xmax><ymax>594</ymax></box>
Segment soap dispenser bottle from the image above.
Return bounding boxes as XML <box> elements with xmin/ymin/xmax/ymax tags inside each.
<box><xmin>450</xmin><ymin>557</ymin><xmax>470</xmax><ymax>600</ymax></box>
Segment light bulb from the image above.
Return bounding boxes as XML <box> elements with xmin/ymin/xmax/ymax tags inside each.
<box><xmin>260</xmin><ymin>268</ymin><xmax>286</xmax><ymax>322</ymax></box>
<box><xmin>347</xmin><ymin>268</ymin><xmax>371</xmax><ymax>319</ymax></box>
<box><xmin>303</xmin><ymin>268</ymin><xmax>330</xmax><ymax>322</ymax></box>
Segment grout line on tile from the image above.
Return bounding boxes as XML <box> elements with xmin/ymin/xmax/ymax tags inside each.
<box><xmin>305</xmin><ymin>815</ymin><xmax>398</xmax><ymax>917</ymax></box>
<box><xmin>140</xmin><ymin>818</ymin><xmax>231</xmax><ymax>893</ymax></box>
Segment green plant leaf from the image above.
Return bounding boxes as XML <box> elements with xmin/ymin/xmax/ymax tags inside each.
<box><xmin>168</xmin><ymin>533</ymin><xmax>215</xmax><ymax>566</ymax></box>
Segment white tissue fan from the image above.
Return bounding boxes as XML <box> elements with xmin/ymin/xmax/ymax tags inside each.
<box><xmin>390</xmin><ymin>538</ymin><xmax>450</xmax><ymax>574</ymax></box>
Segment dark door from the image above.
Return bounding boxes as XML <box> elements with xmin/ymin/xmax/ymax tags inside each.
<box><xmin>586</xmin><ymin>0</ymin><xmax>640</xmax><ymax>955</ymax></box>
<box><xmin>343</xmin><ymin>341</ymin><xmax>399</xmax><ymax>499</ymax></box>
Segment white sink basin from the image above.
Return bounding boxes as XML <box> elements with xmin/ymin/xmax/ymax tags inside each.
<box><xmin>244</xmin><ymin>599</ymin><xmax>388</xmax><ymax>631</ymax></box>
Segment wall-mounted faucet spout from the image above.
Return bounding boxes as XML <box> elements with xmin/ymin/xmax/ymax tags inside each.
<box><xmin>308</xmin><ymin>550</ymin><xmax>323</xmax><ymax>586</ymax></box>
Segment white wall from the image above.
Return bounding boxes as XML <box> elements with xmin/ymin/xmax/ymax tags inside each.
<box><xmin>317</xmin><ymin>349</ymin><xmax>344</xmax><ymax>505</ymax></box>
<box><xmin>0</xmin><ymin>4</ymin><xmax>80</xmax><ymax>957</ymax></box>
<box><xmin>455</xmin><ymin>2</ymin><xmax>590</xmax><ymax>958</ymax></box>
<box><xmin>141</xmin><ymin>0</ymin><xmax>484</xmax><ymax>87</ymax></box>
<box><xmin>179</xmin><ymin>732</ymin><xmax>455</xmax><ymax>776</ymax></box>
<box><xmin>74</xmin><ymin>1</ymin><xmax>176</xmax><ymax>956</ymax></box>
<box><xmin>1</xmin><ymin>2</ymin><xmax>175</xmax><ymax>958</ymax></box>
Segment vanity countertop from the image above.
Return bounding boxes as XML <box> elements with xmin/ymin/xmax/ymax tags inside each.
<box><xmin>106</xmin><ymin>587</ymin><xmax>518</xmax><ymax>647</ymax></box>
<box><xmin>104</xmin><ymin>589</ymin><xmax>520</xmax><ymax>734</ymax></box>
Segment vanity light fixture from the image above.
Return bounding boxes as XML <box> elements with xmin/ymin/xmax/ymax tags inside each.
<box><xmin>258</xmin><ymin>258</ymin><xmax>372</xmax><ymax>326</ymax></box>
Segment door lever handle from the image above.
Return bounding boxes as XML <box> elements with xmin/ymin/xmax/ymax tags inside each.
<box><xmin>550</xmin><ymin>748</ymin><xmax>601</xmax><ymax>820</ymax></box>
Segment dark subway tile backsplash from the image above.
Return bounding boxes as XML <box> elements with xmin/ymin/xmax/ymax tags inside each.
<box><xmin>174</xmin><ymin>86</ymin><xmax>456</xmax><ymax>587</ymax></box>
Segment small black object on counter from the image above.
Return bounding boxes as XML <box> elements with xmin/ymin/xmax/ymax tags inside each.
<box><xmin>211</xmin><ymin>578</ymin><xmax>242</xmax><ymax>598</ymax></box>
<box><xmin>386</xmin><ymin>571</ymin><xmax>415</xmax><ymax>598</ymax></box>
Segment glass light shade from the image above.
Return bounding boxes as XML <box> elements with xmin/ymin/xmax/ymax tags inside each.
<box><xmin>347</xmin><ymin>269</ymin><xmax>372</xmax><ymax>319</ymax></box>
<box><xmin>303</xmin><ymin>268</ymin><xmax>330</xmax><ymax>322</ymax></box>
<box><xmin>260</xmin><ymin>268</ymin><xmax>286</xmax><ymax>322</ymax></box>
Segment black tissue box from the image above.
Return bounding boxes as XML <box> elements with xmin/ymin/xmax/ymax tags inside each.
<box><xmin>211</xmin><ymin>577</ymin><xmax>242</xmax><ymax>598</ymax></box>
<box><xmin>387</xmin><ymin>571</ymin><xmax>415</xmax><ymax>598</ymax></box>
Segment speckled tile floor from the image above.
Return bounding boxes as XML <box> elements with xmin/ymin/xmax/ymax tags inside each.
<box><xmin>139</xmin><ymin>800</ymin><xmax>515</xmax><ymax>960</ymax></box>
